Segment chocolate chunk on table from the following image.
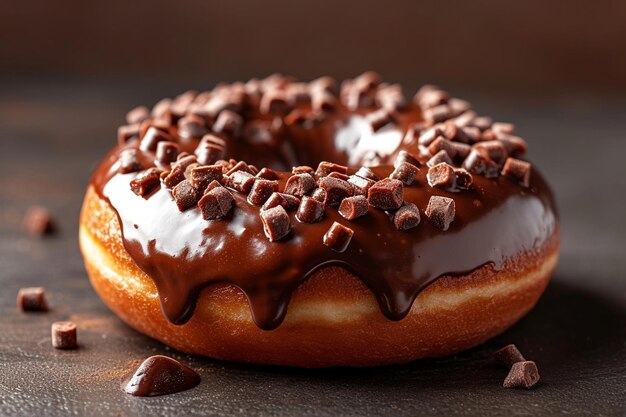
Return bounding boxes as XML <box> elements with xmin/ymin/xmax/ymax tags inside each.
<box><xmin>503</xmin><ymin>361</ymin><xmax>540</xmax><ymax>389</ymax></box>
<box><xmin>51</xmin><ymin>321</ymin><xmax>77</xmax><ymax>350</ymax></box>
<box><xmin>493</xmin><ymin>344</ymin><xmax>526</xmax><ymax>368</ymax></box>
<box><xmin>17</xmin><ymin>287</ymin><xmax>48</xmax><ymax>312</ymax></box>
<box><xmin>123</xmin><ymin>355</ymin><xmax>200</xmax><ymax>397</ymax></box>
<box><xmin>22</xmin><ymin>206</ymin><xmax>55</xmax><ymax>237</ymax></box>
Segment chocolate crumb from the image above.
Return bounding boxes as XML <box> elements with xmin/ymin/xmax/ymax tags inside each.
<box><xmin>425</xmin><ymin>196</ymin><xmax>455</xmax><ymax>231</ymax></box>
<box><xmin>17</xmin><ymin>287</ymin><xmax>48</xmax><ymax>312</ymax></box>
<box><xmin>248</xmin><ymin>179</ymin><xmax>279</xmax><ymax>205</ymax></box>
<box><xmin>338</xmin><ymin>195</ymin><xmax>369</xmax><ymax>220</ymax></box>
<box><xmin>198</xmin><ymin>186</ymin><xmax>234</xmax><ymax>220</ymax></box>
<box><xmin>393</xmin><ymin>203</ymin><xmax>421</xmax><ymax>230</ymax></box>
<box><xmin>296</xmin><ymin>195</ymin><xmax>325</xmax><ymax>223</ymax></box>
<box><xmin>172</xmin><ymin>180</ymin><xmax>202</xmax><ymax>211</ymax></box>
<box><xmin>51</xmin><ymin>321</ymin><xmax>77</xmax><ymax>350</ymax></box>
<box><xmin>368</xmin><ymin>178</ymin><xmax>404</xmax><ymax>210</ymax></box>
<box><xmin>502</xmin><ymin>157</ymin><xmax>531</xmax><ymax>187</ymax></box>
<box><xmin>130</xmin><ymin>168</ymin><xmax>162</xmax><ymax>197</ymax></box>
<box><xmin>285</xmin><ymin>173</ymin><xmax>316</xmax><ymax>197</ymax></box>
<box><xmin>493</xmin><ymin>344</ymin><xmax>526</xmax><ymax>368</ymax></box>
<box><xmin>323</xmin><ymin>222</ymin><xmax>354</xmax><ymax>252</ymax></box>
<box><xmin>260</xmin><ymin>205</ymin><xmax>291</xmax><ymax>241</ymax></box>
<box><xmin>22</xmin><ymin>206</ymin><xmax>55</xmax><ymax>237</ymax></box>
<box><xmin>503</xmin><ymin>361</ymin><xmax>540</xmax><ymax>389</ymax></box>
<box><xmin>427</xmin><ymin>163</ymin><xmax>457</xmax><ymax>189</ymax></box>
<box><xmin>390</xmin><ymin>161</ymin><xmax>420</xmax><ymax>185</ymax></box>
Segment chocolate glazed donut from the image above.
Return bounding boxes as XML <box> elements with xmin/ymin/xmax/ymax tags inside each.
<box><xmin>80</xmin><ymin>73</ymin><xmax>559</xmax><ymax>367</ymax></box>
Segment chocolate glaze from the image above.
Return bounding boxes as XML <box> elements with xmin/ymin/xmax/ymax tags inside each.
<box><xmin>122</xmin><ymin>355</ymin><xmax>200</xmax><ymax>397</ymax></box>
<box><xmin>90</xmin><ymin>91</ymin><xmax>558</xmax><ymax>330</ymax></box>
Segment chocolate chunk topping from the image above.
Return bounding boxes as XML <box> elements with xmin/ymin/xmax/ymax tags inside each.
<box><xmin>256</xmin><ymin>167</ymin><xmax>279</xmax><ymax>180</ymax></box>
<box><xmin>284</xmin><ymin>173</ymin><xmax>316</xmax><ymax>197</ymax></box>
<box><xmin>226</xmin><ymin>160</ymin><xmax>254</xmax><ymax>176</ymax></box>
<box><xmin>427</xmin><ymin>136</ymin><xmax>457</xmax><ymax>159</ymax></box>
<box><xmin>499</xmin><ymin>135</ymin><xmax>528</xmax><ymax>157</ymax></box>
<box><xmin>130</xmin><ymin>168</ymin><xmax>162</xmax><ymax>197</ymax></box>
<box><xmin>503</xmin><ymin>361</ymin><xmax>540</xmax><ymax>389</ymax></box>
<box><xmin>368</xmin><ymin>178</ymin><xmax>403</xmax><ymax>210</ymax></box>
<box><xmin>195</xmin><ymin>143</ymin><xmax>226</xmax><ymax>166</ymax></box>
<box><xmin>472</xmin><ymin>116</ymin><xmax>493</xmax><ymax>131</ymax></box>
<box><xmin>347</xmin><ymin>174</ymin><xmax>375</xmax><ymax>195</ymax></box>
<box><xmin>338</xmin><ymin>195</ymin><xmax>369</xmax><ymax>220</ymax></box>
<box><xmin>414</xmin><ymin>85</ymin><xmax>449</xmax><ymax>109</ymax></box>
<box><xmin>22</xmin><ymin>206</ymin><xmax>55</xmax><ymax>237</ymax></box>
<box><xmin>172</xmin><ymin>179</ymin><xmax>203</xmax><ymax>211</ymax></box>
<box><xmin>162</xmin><ymin>164</ymin><xmax>186</xmax><ymax>188</ymax></box>
<box><xmin>310</xmin><ymin>76</ymin><xmax>338</xmax><ymax>95</ymax></box>
<box><xmin>453</xmin><ymin>168</ymin><xmax>473</xmax><ymax>189</ymax></box>
<box><xmin>393</xmin><ymin>203</ymin><xmax>421</xmax><ymax>230</ymax></box>
<box><xmin>260</xmin><ymin>90</ymin><xmax>292</xmax><ymax>115</ymax></box>
<box><xmin>463</xmin><ymin>149</ymin><xmax>500</xmax><ymax>178</ymax></box>
<box><xmin>140</xmin><ymin>126</ymin><xmax>172</xmax><ymax>152</ymax></box>
<box><xmin>227</xmin><ymin>171</ymin><xmax>256</xmax><ymax>194</ymax></box>
<box><xmin>189</xmin><ymin>165</ymin><xmax>223</xmax><ymax>190</ymax></box>
<box><xmin>248</xmin><ymin>179</ymin><xmax>279</xmax><ymax>205</ymax></box>
<box><xmin>198</xmin><ymin>186</ymin><xmax>234</xmax><ymax>220</ymax></box>
<box><xmin>492</xmin><ymin>122</ymin><xmax>515</xmax><ymax>135</ymax></box>
<box><xmin>126</xmin><ymin>106</ymin><xmax>150</xmax><ymax>124</ymax></box>
<box><xmin>178</xmin><ymin>114</ymin><xmax>208</xmax><ymax>140</ymax></box>
<box><xmin>493</xmin><ymin>344</ymin><xmax>526</xmax><ymax>368</ymax></box>
<box><xmin>502</xmin><ymin>157</ymin><xmax>531</xmax><ymax>187</ymax></box>
<box><xmin>212</xmin><ymin>109</ymin><xmax>243</xmax><ymax>138</ymax></box>
<box><xmin>310</xmin><ymin>187</ymin><xmax>327</xmax><ymax>204</ymax></box>
<box><xmin>394</xmin><ymin>150</ymin><xmax>421</xmax><ymax>168</ymax></box>
<box><xmin>123</xmin><ymin>355</ymin><xmax>200</xmax><ymax>397</ymax></box>
<box><xmin>451</xmin><ymin>142</ymin><xmax>471</xmax><ymax>162</ymax></box>
<box><xmin>117</xmin><ymin>124</ymin><xmax>140</xmax><ymax>145</ymax></box>
<box><xmin>367</xmin><ymin>109</ymin><xmax>394</xmax><ymax>132</ymax></box>
<box><xmin>323</xmin><ymin>222</ymin><xmax>354</xmax><ymax>252</ymax></box>
<box><xmin>473</xmin><ymin>141</ymin><xmax>508</xmax><ymax>166</ymax></box>
<box><xmin>390</xmin><ymin>161</ymin><xmax>420</xmax><ymax>185</ymax></box>
<box><xmin>315</xmin><ymin>161</ymin><xmax>348</xmax><ymax>177</ymax></box>
<box><xmin>118</xmin><ymin>149</ymin><xmax>142</xmax><ymax>174</ymax></box>
<box><xmin>51</xmin><ymin>321</ymin><xmax>77</xmax><ymax>350</ymax></box>
<box><xmin>262</xmin><ymin>192</ymin><xmax>301</xmax><ymax>211</ymax></box>
<box><xmin>296</xmin><ymin>195</ymin><xmax>325</xmax><ymax>223</ymax></box>
<box><xmin>422</xmin><ymin>104</ymin><xmax>453</xmax><ymax>124</ymax></box>
<box><xmin>312</xmin><ymin>90</ymin><xmax>338</xmax><ymax>113</ymax></box>
<box><xmin>427</xmin><ymin>162</ymin><xmax>456</xmax><ymax>189</ymax></box>
<box><xmin>17</xmin><ymin>287</ymin><xmax>48</xmax><ymax>312</ymax></box>
<box><xmin>155</xmin><ymin>141</ymin><xmax>179</xmax><ymax>165</ymax></box>
<box><xmin>292</xmin><ymin>165</ymin><xmax>315</xmax><ymax>175</ymax></box>
<box><xmin>318</xmin><ymin>176</ymin><xmax>354</xmax><ymax>207</ymax></box>
<box><xmin>355</xmin><ymin>166</ymin><xmax>380</xmax><ymax>181</ymax></box>
<box><xmin>260</xmin><ymin>205</ymin><xmax>291</xmax><ymax>241</ymax></box>
<box><xmin>425</xmin><ymin>196</ymin><xmax>455</xmax><ymax>231</ymax></box>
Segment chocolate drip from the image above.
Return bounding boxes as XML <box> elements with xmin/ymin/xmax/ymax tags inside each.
<box><xmin>91</xmin><ymin>103</ymin><xmax>557</xmax><ymax>331</ymax></box>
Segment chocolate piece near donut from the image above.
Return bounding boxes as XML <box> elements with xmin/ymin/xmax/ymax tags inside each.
<box><xmin>17</xmin><ymin>287</ymin><xmax>48</xmax><ymax>312</ymax></box>
<box><xmin>503</xmin><ymin>361</ymin><xmax>540</xmax><ymax>389</ymax></box>
<box><xmin>51</xmin><ymin>321</ymin><xmax>78</xmax><ymax>350</ymax></box>
<box><xmin>79</xmin><ymin>73</ymin><xmax>559</xmax><ymax>367</ymax></box>
<box><xmin>493</xmin><ymin>344</ymin><xmax>526</xmax><ymax>368</ymax></box>
<box><xmin>123</xmin><ymin>355</ymin><xmax>200</xmax><ymax>397</ymax></box>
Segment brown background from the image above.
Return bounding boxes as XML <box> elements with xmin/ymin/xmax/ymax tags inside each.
<box><xmin>2</xmin><ymin>0</ymin><xmax>626</xmax><ymax>90</ymax></box>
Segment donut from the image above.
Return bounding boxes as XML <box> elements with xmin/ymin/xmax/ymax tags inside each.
<box><xmin>79</xmin><ymin>72</ymin><xmax>559</xmax><ymax>368</ymax></box>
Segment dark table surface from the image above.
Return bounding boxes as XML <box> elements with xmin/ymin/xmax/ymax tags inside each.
<box><xmin>0</xmin><ymin>78</ymin><xmax>624</xmax><ymax>416</ymax></box>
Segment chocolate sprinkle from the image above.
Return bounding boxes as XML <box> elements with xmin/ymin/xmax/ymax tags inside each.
<box><xmin>425</xmin><ymin>196</ymin><xmax>455</xmax><ymax>231</ymax></box>
<box><xmin>367</xmin><ymin>178</ymin><xmax>403</xmax><ymax>210</ymax></box>
<box><xmin>323</xmin><ymin>222</ymin><xmax>354</xmax><ymax>252</ymax></box>
<box><xmin>198</xmin><ymin>186</ymin><xmax>234</xmax><ymax>220</ymax></box>
<box><xmin>296</xmin><ymin>196</ymin><xmax>324</xmax><ymax>223</ymax></box>
<box><xmin>393</xmin><ymin>202</ymin><xmax>421</xmax><ymax>230</ymax></box>
<box><xmin>338</xmin><ymin>195</ymin><xmax>369</xmax><ymax>220</ymax></box>
<box><xmin>260</xmin><ymin>205</ymin><xmax>291</xmax><ymax>241</ymax></box>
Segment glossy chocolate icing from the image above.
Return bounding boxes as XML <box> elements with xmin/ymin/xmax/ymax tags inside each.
<box><xmin>90</xmin><ymin>87</ymin><xmax>558</xmax><ymax>331</ymax></box>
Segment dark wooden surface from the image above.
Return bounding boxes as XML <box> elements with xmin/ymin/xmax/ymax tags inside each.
<box><xmin>0</xmin><ymin>79</ymin><xmax>624</xmax><ymax>416</ymax></box>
